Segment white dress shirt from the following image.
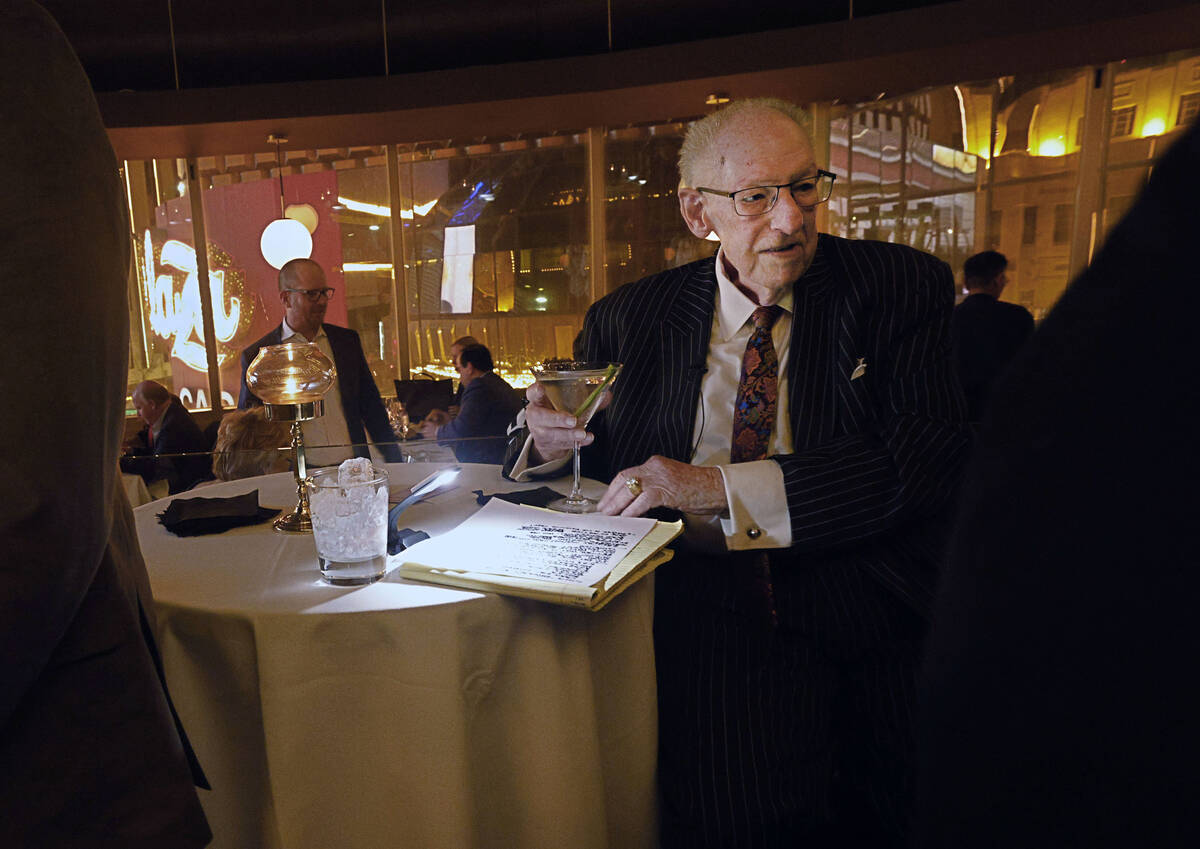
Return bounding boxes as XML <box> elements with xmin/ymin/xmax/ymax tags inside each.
<box><xmin>511</xmin><ymin>248</ymin><xmax>795</xmax><ymax>551</ymax></box>
<box><xmin>695</xmin><ymin>250</ymin><xmax>794</xmax><ymax>550</ymax></box>
<box><xmin>279</xmin><ymin>318</ymin><xmax>362</xmax><ymax>467</ymax></box>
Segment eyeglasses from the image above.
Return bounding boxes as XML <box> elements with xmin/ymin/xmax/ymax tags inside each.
<box><xmin>695</xmin><ymin>170</ymin><xmax>837</xmax><ymax>217</ymax></box>
<box><xmin>284</xmin><ymin>287</ymin><xmax>336</xmax><ymax>302</ymax></box>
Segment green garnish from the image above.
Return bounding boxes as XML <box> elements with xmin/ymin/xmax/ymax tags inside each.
<box><xmin>573</xmin><ymin>363</ymin><xmax>618</xmax><ymax>419</ymax></box>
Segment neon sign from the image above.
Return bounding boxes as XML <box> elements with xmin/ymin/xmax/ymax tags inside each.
<box><xmin>142</xmin><ymin>230</ymin><xmax>243</xmax><ymax>373</ymax></box>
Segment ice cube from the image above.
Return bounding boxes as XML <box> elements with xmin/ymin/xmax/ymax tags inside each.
<box><xmin>337</xmin><ymin>457</ymin><xmax>374</xmax><ymax>487</ymax></box>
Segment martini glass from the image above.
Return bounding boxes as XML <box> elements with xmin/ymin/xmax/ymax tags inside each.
<box><xmin>531</xmin><ymin>360</ymin><xmax>622</xmax><ymax>513</ymax></box>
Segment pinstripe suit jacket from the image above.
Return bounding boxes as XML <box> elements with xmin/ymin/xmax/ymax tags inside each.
<box><xmin>575</xmin><ymin>233</ymin><xmax>969</xmax><ymax>620</ymax></box>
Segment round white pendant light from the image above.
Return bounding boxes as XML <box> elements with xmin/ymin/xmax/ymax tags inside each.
<box><xmin>260</xmin><ymin>217</ymin><xmax>313</xmax><ymax>269</ymax></box>
<box><xmin>260</xmin><ymin>133</ymin><xmax>315</xmax><ymax>269</ymax></box>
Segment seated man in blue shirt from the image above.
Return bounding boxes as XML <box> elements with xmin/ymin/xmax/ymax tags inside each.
<box><xmin>420</xmin><ymin>344</ymin><xmax>523</xmax><ymax>464</ymax></box>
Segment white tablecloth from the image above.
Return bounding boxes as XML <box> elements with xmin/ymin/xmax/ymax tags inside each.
<box><xmin>133</xmin><ymin>463</ymin><xmax>657</xmax><ymax>849</ymax></box>
<box><xmin>122</xmin><ymin>471</ymin><xmax>168</xmax><ymax>507</ymax></box>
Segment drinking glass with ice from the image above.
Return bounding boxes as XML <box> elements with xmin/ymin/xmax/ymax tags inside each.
<box><xmin>306</xmin><ymin>458</ymin><xmax>389</xmax><ymax>585</ymax></box>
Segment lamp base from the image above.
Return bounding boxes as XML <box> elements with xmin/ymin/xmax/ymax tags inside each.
<box><xmin>264</xmin><ymin>404</ymin><xmax>321</xmax><ymax>535</ymax></box>
<box><xmin>273</xmin><ymin>505</ymin><xmax>313</xmax><ymax>534</ymax></box>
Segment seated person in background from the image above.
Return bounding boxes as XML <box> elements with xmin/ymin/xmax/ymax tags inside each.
<box><xmin>420</xmin><ymin>343</ymin><xmax>523</xmax><ymax>463</ymax></box>
<box><xmin>211</xmin><ymin>408</ymin><xmax>291</xmax><ymax>481</ymax></box>
<box><xmin>447</xmin><ymin>334</ymin><xmax>478</xmax><ymax>416</ymax></box>
<box><xmin>120</xmin><ymin>380</ymin><xmax>212</xmax><ymax>493</ymax></box>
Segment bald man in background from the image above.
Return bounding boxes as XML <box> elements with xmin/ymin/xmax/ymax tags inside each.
<box><xmin>238</xmin><ymin>257</ymin><xmax>402</xmax><ymax>466</ymax></box>
<box><xmin>0</xmin><ymin>1</ymin><xmax>210</xmax><ymax>844</ymax></box>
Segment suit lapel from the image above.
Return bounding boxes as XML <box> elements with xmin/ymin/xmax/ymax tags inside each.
<box><xmin>657</xmin><ymin>261</ymin><xmax>717</xmax><ymax>462</ymax></box>
<box><xmin>787</xmin><ymin>237</ymin><xmax>844</xmax><ymax>449</ymax></box>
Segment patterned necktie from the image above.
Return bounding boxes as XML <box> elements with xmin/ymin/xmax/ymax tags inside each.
<box><xmin>730</xmin><ymin>304</ymin><xmax>783</xmax><ymax>626</ymax></box>
<box><xmin>731</xmin><ymin>305</ymin><xmax>783</xmax><ymax>463</ymax></box>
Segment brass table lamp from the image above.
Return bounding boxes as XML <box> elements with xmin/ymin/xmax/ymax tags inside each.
<box><xmin>244</xmin><ymin>342</ymin><xmax>336</xmax><ymax>533</ymax></box>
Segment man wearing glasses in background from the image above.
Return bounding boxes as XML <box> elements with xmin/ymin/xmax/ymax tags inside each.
<box><xmin>238</xmin><ymin>257</ymin><xmax>401</xmax><ymax>465</ymax></box>
<box><xmin>509</xmin><ymin>98</ymin><xmax>968</xmax><ymax>846</ymax></box>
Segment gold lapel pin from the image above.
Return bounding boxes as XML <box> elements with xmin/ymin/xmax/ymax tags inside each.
<box><xmin>851</xmin><ymin>358</ymin><xmax>867</xmax><ymax>381</ymax></box>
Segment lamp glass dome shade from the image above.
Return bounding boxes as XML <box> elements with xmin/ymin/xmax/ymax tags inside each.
<box><xmin>260</xmin><ymin>218</ymin><xmax>313</xmax><ymax>269</ymax></box>
<box><xmin>245</xmin><ymin>342</ymin><xmax>336</xmax><ymax>405</ymax></box>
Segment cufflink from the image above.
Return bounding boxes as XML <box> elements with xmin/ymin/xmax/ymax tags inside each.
<box><xmin>747</xmin><ymin>527</ymin><xmax>762</xmax><ymax>540</ymax></box>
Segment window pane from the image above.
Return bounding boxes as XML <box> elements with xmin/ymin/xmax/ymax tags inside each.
<box><xmin>1110</xmin><ymin>105</ymin><xmax>1138</xmax><ymax>138</ymax></box>
<box><xmin>334</xmin><ymin>157</ymin><xmax>399</xmax><ymax>394</ymax></box>
<box><xmin>1101</xmin><ymin>49</ymin><xmax>1200</xmax><ymax>250</ymax></box>
<box><xmin>987</xmin><ymin>208</ymin><xmax>1003</xmax><ymax>249</ymax></box>
<box><xmin>904</xmin><ymin>193</ymin><xmax>976</xmax><ymax>268</ymax></box>
<box><xmin>988</xmin><ymin>69</ymin><xmax>1086</xmax><ymax>318</ymax></box>
<box><xmin>1109</xmin><ymin>56</ymin><xmax>1200</xmax><ymax>166</ymax></box>
<box><xmin>606</xmin><ymin>123</ymin><xmax>712</xmax><ymax>289</ymax></box>
<box><xmin>1178</xmin><ymin>91</ymin><xmax>1200</xmax><ymax>126</ymax></box>
<box><xmin>849</xmin><ymin>111</ymin><xmax>885</xmax><ymax>208</ymax></box>
<box><xmin>1022</xmin><ymin>206</ymin><xmax>1038</xmax><ymax>245</ymax></box>
<box><xmin>827</xmin><ymin>109</ymin><xmax>852</xmax><ymax>236</ymax></box>
<box><xmin>394</xmin><ymin>135</ymin><xmax>589</xmax><ymax>388</ymax></box>
<box><xmin>1102</xmin><ymin>167</ymin><xmax>1149</xmax><ymax>240</ymax></box>
<box><xmin>176</xmin><ymin>146</ymin><xmax>398</xmax><ymax>407</ymax></box>
<box><xmin>991</xmin><ymin>183</ymin><xmax>1072</xmax><ymax>317</ymax></box>
<box><xmin>1053</xmin><ymin>203</ymin><xmax>1072</xmax><ymax>245</ymax></box>
<box><xmin>992</xmin><ymin>69</ymin><xmax>1088</xmax><ymax>180</ymax></box>
<box><xmin>831</xmin><ymin>86</ymin><xmax>983</xmax><ymax>275</ymax></box>
<box><xmin>124</xmin><ymin>157</ymin><xmax>213</xmax><ymax>411</ymax></box>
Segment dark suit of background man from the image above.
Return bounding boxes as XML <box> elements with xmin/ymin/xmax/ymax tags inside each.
<box><xmin>917</xmin><ymin>113</ymin><xmax>1200</xmax><ymax>849</ymax></box>
<box><xmin>950</xmin><ymin>250</ymin><xmax>1034</xmax><ymax>422</ymax></box>
<box><xmin>121</xmin><ymin>379</ymin><xmax>213</xmax><ymax>493</ymax></box>
<box><xmin>0</xmin><ymin>1</ymin><xmax>210</xmax><ymax>844</ymax></box>
<box><xmin>238</xmin><ymin>257</ymin><xmax>402</xmax><ymax>466</ymax></box>
<box><xmin>508</xmin><ymin>98</ymin><xmax>969</xmax><ymax>847</ymax></box>
<box><xmin>420</xmin><ymin>343</ymin><xmax>523</xmax><ymax>463</ymax></box>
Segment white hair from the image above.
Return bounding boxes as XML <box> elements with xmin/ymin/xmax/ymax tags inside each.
<box><xmin>678</xmin><ymin>97</ymin><xmax>812</xmax><ymax>187</ymax></box>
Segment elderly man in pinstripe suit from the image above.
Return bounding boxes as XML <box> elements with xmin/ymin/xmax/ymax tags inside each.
<box><xmin>507</xmin><ymin>98</ymin><xmax>968</xmax><ymax>847</ymax></box>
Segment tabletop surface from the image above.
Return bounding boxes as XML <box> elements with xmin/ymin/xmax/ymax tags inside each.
<box><xmin>132</xmin><ymin>463</ymin><xmax>657</xmax><ymax>849</ymax></box>
<box><xmin>133</xmin><ymin>462</ymin><xmax>604</xmax><ymax>615</ymax></box>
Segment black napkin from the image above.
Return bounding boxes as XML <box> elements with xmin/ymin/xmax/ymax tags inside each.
<box><xmin>157</xmin><ymin>490</ymin><xmax>281</xmax><ymax>537</ymax></box>
<box><xmin>473</xmin><ymin>486</ymin><xmax>563</xmax><ymax>508</ymax></box>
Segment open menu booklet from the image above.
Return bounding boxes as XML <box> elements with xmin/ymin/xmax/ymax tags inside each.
<box><xmin>391</xmin><ymin>498</ymin><xmax>683</xmax><ymax>610</ymax></box>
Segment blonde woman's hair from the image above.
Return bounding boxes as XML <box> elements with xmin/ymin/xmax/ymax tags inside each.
<box><xmin>211</xmin><ymin>408</ymin><xmax>290</xmax><ymax>481</ymax></box>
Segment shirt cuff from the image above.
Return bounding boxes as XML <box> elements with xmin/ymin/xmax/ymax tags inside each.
<box><xmin>506</xmin><ymin>432</ymin><xmax>570</xmax><ymax>481</ymax></box>
<box><xmin>718</xmin><ymin>459</ymin><xmax>793</xmax><ymax>550</ymax></box>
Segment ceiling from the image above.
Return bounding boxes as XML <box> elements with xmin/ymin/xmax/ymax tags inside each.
<box><xmin>41</xmin><ymin>0</ymin><xmax>948</xmax><ymax>94</ymax></box>
<box><xmin>38</xmin><ymin>0</ymin><xmax>1200</xmax><ymax>158</ymax></box>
